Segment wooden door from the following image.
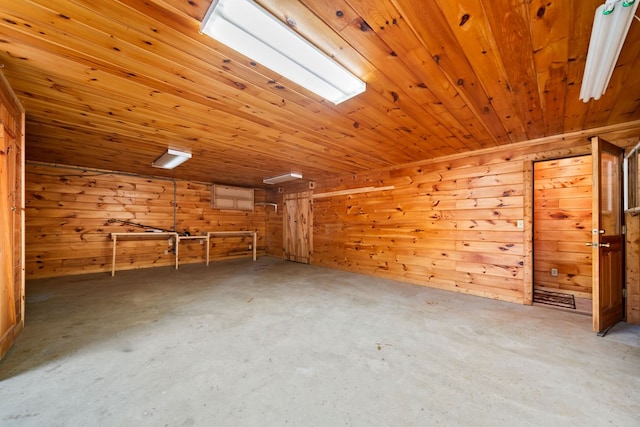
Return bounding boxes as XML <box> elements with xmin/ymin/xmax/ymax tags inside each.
<box><xmin>283</xmin><ymin>191</ymin><xmax>312</xmax><ymax>264</ymax></box>
<box><xmin>0</xmin><ymin>71</ymin><xmax>25</xmax><ymax>361</ymax></box>
<box><xmin>591</xmin><ymin>137</ymin><xmax>625</xmax><ymax>334</ymax></box>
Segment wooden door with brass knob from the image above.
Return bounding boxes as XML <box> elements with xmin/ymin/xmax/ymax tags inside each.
<box><xmin>591</xmin><ymin>136</ymin><xmax>625</xmax><ymax>334</ymax></box>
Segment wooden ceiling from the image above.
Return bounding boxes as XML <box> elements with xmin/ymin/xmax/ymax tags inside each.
<box><xmin>1</xmin><ymin>0</ymin><xmax>639</xmax><ymax>187</ymax></box>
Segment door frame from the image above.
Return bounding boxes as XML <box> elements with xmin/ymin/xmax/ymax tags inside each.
<box><xmin>529</xmin><ymin>153</ymin><xmax>594</xmax><ymax>310</ymax></box>
<box><xmin>0</xmin><ymin>71</ymin><xmax>25</xmax><ymax>362</ymax></box>
<box><xmin>524</xmin><ymin>140</ymin><xmax>626</xmax><ymax>331</ymax></box>
<box><xmin>524</xmin><ymin>147</ymin><xmax>591</xmax><ymax>305</ymax></box>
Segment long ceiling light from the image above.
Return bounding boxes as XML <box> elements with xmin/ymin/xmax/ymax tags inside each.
<box><xmin>200</xmin><ymin>0</ymin><xmax>366</xmax><ymax>104</ymax></box>
<box><xmin>152</xmin><ymin>148</ymin><xmax>192</xmax><ymax>169</ymax></box>
<box><xmin>263</xmin><ymin>172</ymin><xmax>302</xmax><ymax>185</ymax></box>
<box><xmin>580</xmin><ymin>0</ymin><xmax>638</xmax><ymax>102</ymax></box>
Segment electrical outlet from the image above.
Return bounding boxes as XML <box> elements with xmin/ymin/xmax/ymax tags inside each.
<box><xmin>248</xmin><ymin>244</ymin><xmax>252</xmax><ymax>250</ymax></box>
<box><xmin>517</xmin><ymin>220</ymin><xmax>524</xmax><ymax>229</ymax></box>
<box><xmin>164</xmin><ymin>249</ymin><xmax>169</xmax><ymax>255</ymax></box>
<box><xmin>551</xmin><ymin>268</ymin><xmax>558</xmax><ymax>277</ymax></box>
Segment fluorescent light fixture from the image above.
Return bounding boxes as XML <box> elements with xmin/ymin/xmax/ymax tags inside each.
<box><xmin>580</xmin><ymin>0</ymin><xmax>638</xmax><ymax>102</ymax></box>
<box><xmin>152</xmin><ymin>148</ymin><xmax>192</xmax><ymax>169</ymax></box>
<box><xmin>200</xmin><ymin>0</ymin><xmax>366</xmax><ymax>104</ymax></box>
<box><xmin>263</xmin><ymin>172</ymin><xmax>302</xmax><ymax>185</ymax></box>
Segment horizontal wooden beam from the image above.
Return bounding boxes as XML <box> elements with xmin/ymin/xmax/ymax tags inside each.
<box><xmin>312</xmin><ymin>185</ymin><xmax>395</xmax><ymax>199</ymax></box>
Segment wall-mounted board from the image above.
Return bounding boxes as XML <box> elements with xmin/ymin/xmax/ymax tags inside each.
<box><xmin>212</xmin><ymin>185</ymin><xmax>254</xmax><ymax>211</ymax></box>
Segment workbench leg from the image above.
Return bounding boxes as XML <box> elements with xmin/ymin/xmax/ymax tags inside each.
<box><xmin>175</xmin><ymin>237</ymin><xmax>179</xmax><ymax>269</ymax></box>
<box><xmin>111</xmin><ymin>236</ymin><xmax>117</xmax><ymax>277</ymax></box>
<box><xmin>253</xmin><ymin>232</ymin><xmax>257</xmax><ymax>261</ymax></box>
<box><xmin>206</xmin><ymin>235</ymin><xmax>210</xmax><ymax>266</ymax></box>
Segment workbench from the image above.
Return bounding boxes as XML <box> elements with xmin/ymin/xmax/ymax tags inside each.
<box><xmin>176</xmin><ymin>234</ymin><xmax>210</xmax><ymax>267</ymax></box>
<box><xmin>110</xmin><ymin>230</ymin><xmax>258</xmax><ymax>276</ymax></box>
<box><xmin>110</xmin><ymin>232</ymin><xmax>178</xmax><ymax>276</ymax></box>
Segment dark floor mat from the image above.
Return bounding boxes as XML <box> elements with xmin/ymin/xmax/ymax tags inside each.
<box><xmin>533</xmin><ymin>289</ymin><xmax>576</xmax><ymax>309</ymax></box>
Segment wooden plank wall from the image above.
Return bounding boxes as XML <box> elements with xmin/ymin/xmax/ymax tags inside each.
<box><xmin>25</xmin><ymin>164</ymin><xmax>266</xmax><ymax>279</ymax></box>
<box><xmin>283</xmin><ymin>191</ymin><xmax>313</xmax><ymax>263</ymax></box>
<box><xmin>626</xmin><ymin>213</ymin><xmax>640</xmax><ymax>324</ymax></box>
<box><xmin>264</xmin><ymin>189</ymin><xmax>283</xmax><ymax>259</ymax></box>
<box><xmin>311</xmin><ymin>137</ymin><xmax>596</xmax><ymax>304</ymax></box>
<box><xmin>176</xmin><ymin>181</ymin><xmax>265</xmax><ymax>263</ymax></box>
<box><xmin>533</xmin><ymin>156</ymin><xmax>592</xmax><ymax>298</ymax></box>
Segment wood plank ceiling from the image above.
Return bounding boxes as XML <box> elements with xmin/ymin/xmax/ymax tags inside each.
<box><xmin>0</xmin><ymin>0</ymin><xmax>639</xmax><ymax>187</ymax></box>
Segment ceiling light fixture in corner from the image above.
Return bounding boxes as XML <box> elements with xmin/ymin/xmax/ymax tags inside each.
<box><xmin>200</xmin><ymin>0</ymin><xmax>366</xmax><ymax>104</ymax></box>
<box><xmin>152</xmin><ymin>148</ymin><xmax>192</xmax><ymax>169</ymax></box>
<box><xmin>580</xmin><ymin>0</ymin><xmax>638</xmax><ymax>102</ymax></box>
<box><xmin>263</xmin><ymin>172</ymin><xmax>303</xmax><ymax>185</ymax></box>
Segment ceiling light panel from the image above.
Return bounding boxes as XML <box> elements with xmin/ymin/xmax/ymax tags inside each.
<box><xmin>263</xmin><ymin>172</ymin><xmax>303</xmax><ymax>185</ymax></box>
<box><xmin>200</xmin><ymin>0</ymin><xmax>366</xmax><ymax>104</ymax></box>
<box><xmin>580</xmin><ymin>0</ymin><xmax>639</xmax><ymax>102</ymax></box>
<box><xmin>152</xmin><ymin>148</ymin><xmax>192</xmax><ymax>169</ymax></box>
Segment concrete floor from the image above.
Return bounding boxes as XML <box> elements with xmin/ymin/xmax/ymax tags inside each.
<box><xmin>1</xmin><ymin>257</ymin><xmax>639</xmax><ymax>426</ymax></box>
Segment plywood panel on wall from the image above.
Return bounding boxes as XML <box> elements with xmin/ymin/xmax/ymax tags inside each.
<box><xmin>533</xmin><ymin>155</ymin><xmax>593</xmax><ymax>298</ymax></box>
<box><xmin>25</xmin><ymin>164</ymin><xmax>267</xmax><ymax>279</ymax></box>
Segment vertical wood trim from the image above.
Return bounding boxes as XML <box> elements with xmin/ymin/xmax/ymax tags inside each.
<box><xmin>626</xmin><ymin>213</ymin><xmax>640</xmax><ymax>324</ymax></box>
<box><xmin>523</xmin><ymin>160</ymin><xmax>533</xmax><ymax>305</ymax></box>
<box><xmin>308</xmin><ymin>195</ymin><xmax>314</xmax><ymax>264</ymax></box>
<box><xmin>18</xmin><ymin>107</ymin><xmax>25</xmax><ymax>327</ymax></box>
<box><xmin>0</xmin><ymin>126</ymin><xmax>15</xmax><ymax>336</ymax></box>
<box><xmin>592</xmin><ymin>137</ymin><xmax>601</xmax><ymax>332</ymax></box>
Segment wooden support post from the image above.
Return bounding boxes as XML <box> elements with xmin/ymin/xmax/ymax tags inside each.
<box><xmin>253</xmin><ymin>231</ymin><xmax>257</xmax><ymax>261</ymax></box>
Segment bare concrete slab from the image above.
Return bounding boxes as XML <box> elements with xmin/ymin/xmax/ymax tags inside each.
<box><xmin>1</xmin><ymin>257</ymin><xmax>639</xmax><ymax>426</ymax></box>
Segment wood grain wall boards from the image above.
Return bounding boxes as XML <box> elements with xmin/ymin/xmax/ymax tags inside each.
<box><xmin>0</xmin><ymin>1</ymin><xmax>639</xmax><ymax>188</ymax></box>
<box><xmin>626</xmin><ymin>213</ymin><xmax>640</xmax><ymax>324</ymax></box>
<box><xmin>0</xmin><ymin>0</ymin><xmax>639</xmax><ymax>312</ymax></box>
<box><xmin>283</xmin><ymin>191</ymin><xmax>313</xmax><ymax>263</ymax></box>
<box><xmin>312</xmin><ymin>160</ymin><xmax>527</xmax><ymax>302</ymax></box>
<box><xmin>25</xmin><ymin>163</ymin><xmax>268</xmax><ymax>279</ymax></box>
<box><xmin>261</xmin><ymin>188</ymin><xmax>285</xmax><ymax>259</ymax></box>
<box><xmin>288</xmin><ymin>123</ymin><xmax>638</xmax><ymax>308</ymax></box>
<box><xmin>303</xmin><ymin>126</ymin><xmax>638</xmax><ymax>313</ymax></box>
<box><xmin>0</xmin><ymin>1</ymin><xmax>410</xmax><ymax>183</ymax></box>
<box><xmin>532</xmin><ymin>153</ymin><xmax>594</xmax><ymax>304</ymax></box>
